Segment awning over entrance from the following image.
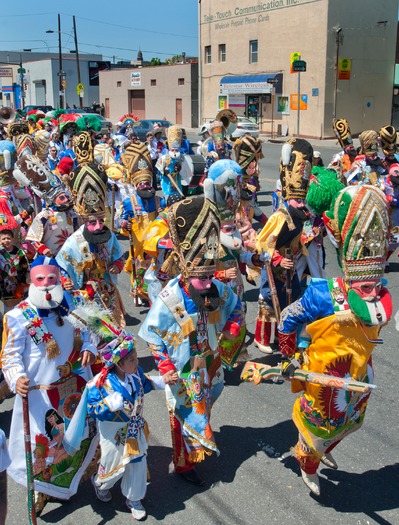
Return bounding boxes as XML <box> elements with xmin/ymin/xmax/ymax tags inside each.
<box><xmin>220</xmin><ymin>73</ymin><xmax>282</xmax><ymax>95</ymax></box>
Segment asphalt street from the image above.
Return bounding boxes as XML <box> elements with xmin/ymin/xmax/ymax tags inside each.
<box><xmin>2</xmin><ymin>139</ymin><xmax>399</xmax><ymax>525</ymax></box>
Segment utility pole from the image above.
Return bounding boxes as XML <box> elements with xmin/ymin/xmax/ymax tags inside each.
<box><xmin>73</xmin><ymin>15</ymin><xmax>83</xmax><ymax>109</ymax></box>
<box><xmin>333</xmin><ymin>27</ymin><xmax>342</xmax><ymax>120</ymax></box>
<box><xmin>19</xmin><ymin>54</ymin><xmax>26</xmax><ymax>109</ymax></box>
<box><xmin>58</xmin><ymin>13</ymin><xmax>64</xmax><ymax>109</ymax></box>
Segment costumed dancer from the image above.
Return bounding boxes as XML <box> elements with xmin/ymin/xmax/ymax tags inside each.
<box><xmin>329</xmin><ymin>117</ymin><xmax>357</xmax><ymax>180</ymax></box>
<box><xmin>379</xmin><ymin>125</ymin><xmax>399</xmax><ymax>171</ymax></box>
<box><xmin>14</xmin><ymin>155</ymin><xmax>79</xmax><ymax>258</ymax></box>
<box><xmin>254</xmin><ymin>138</ymin><xmax>313</xmax><ymax>353</ymax></box>
<box><xmin>345</xmin><ymin>130</ymin><xmax>385</xmax><ymax>187</ymax></box>
<box><xmin>382</xmin><ymin>163</ymin><xmax>399</xmax><ymax>261</ymax></box>
<box><xmin>277</xmin><ymin>184</ymin><xmax>392</xmax><ymax>496</ymax></box>
<box><xmin>156</xmin><ymin>125</ymin><xmax>186</xmax><ymax>199</ymax></box>
<box><xmin>64</xmin><ymin>330</ymin><xmax>169</xmax><ymax>521</ymax></box>
<box><xmin>118</xmin><ymin>142</ymin><xmax>165</xmax><ymax>304</ymax></box>
<box><xmin>56</xmin><ymin>158</ymin><xmax>126</xmax><ymax>328</ymax></box>
<box><xmin>0</xmin><ymin>228</ymin><xmax>30</xmax><ymax>312</ymax></box>
<box><xmin>295</xmin><ymin>167</ymin><xmax>345</xmax><ymax>282</ymax></box>
<box><xmin>1</xmin><ymin>256</ymin><xmax>98</xmax><ymax>514</ymax></box>
<box><xmin>233</xmin><ymin>132</ymin><xmax>267</xmax><ymax>225</ymax></box>
<box><xmin>205</xmin><ymin>120</ymin><xmax>232</xmax><ymax>173</ymax></box>
<box><xmin>147</xmin><ymin>123</ymin><xmax>164</xmax><ymax>189</ymax></box>
<box><xmin>139</xmin><ymin>196</ymin><xmax>243</xmax><ymax>485</ymax></box>
<box><xmin>204</xmin><ymin>159</ymin><xmax>249</xmax><ymax>368</ymax></box>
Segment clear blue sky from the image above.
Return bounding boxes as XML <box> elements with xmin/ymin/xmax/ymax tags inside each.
<box><xmin>0</xmin><ymin>0</ymin><xmax>199</xmax><ymax>62</ymax></box>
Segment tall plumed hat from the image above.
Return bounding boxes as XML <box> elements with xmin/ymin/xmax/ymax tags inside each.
<box><xmin>306</xmin><ymin>167</ymin><xmax>345</xmax><ymax>215</ymax></box>
<box><xmin>167</xmin><ymin>196</ymin><xmax>220</xmax><ymax>278</ymax></box>
<box><xmin>13</xmin><ymin>154</ymin><xmax>67</xmax><ymax>203</ymax></box>
<box><xmin>121</xmin><ymin>142</ymin><xmax>153</xmax><ymax>186</ymax></box>
<box><xmin>204</xmin><ymin>159</ymin><xmax>242</xmax><ymax>250</ymax></box>
<box><xmin>209</xmin><ymin>120</ymin><xmax>225</xmax><ymax>148</ymax></box>
<box><xmin>323</xmin><ymin>185</ymin><xmax>389</xmax><ymax>281</ymax></box>
<box><xmin>15</xmin><ymin>133</ymin><xmax>37</xmax><ymax>158</ymax></box>
<box><xmin>280</xmin><ymin>138</ymin><xmax>313</xmax><ymax>201</ymax></box>
<box><xmin>7</xmin><ymin>121</ymin><xmax>29</xmax><ymax>140</ymax></box>
<box><xmin>379</xmin><ymin>125</ymin><xmax>397</xmax><ymax>156</ymax></box>
<box><xmin>235</xmin><ymin>135</ymin><xmax>264</xmax><ymax>180</ymax></box>
<box><xmin>35</xmin><ymin>130</ymin><xmax>51</xmax><ymax>161</ymax></box>
<box><xmin>69</xmin><ymin>163</ymin><xmax>108</xmax><ymax>219</ymax></box>
<box><xmin>167</xmin><ymin>125</ymin><xmax>182</xmax><ymax>150</ymax></box>
<box><xmin>204</xmin><ymin>159</ymin><xmax>242</xmax><ymax>222</ymax></box>
<box><xmin>333</xmin><ymin>118</ymin><xmax>353</xmax><ymax>149</ymax></box>
<box><xmin>73</xmin><ymin>131</ymin><xmax>94</xmax><ymax>165</ymax></box>
<box><xmin>359</xmin><ymin>130</ymin><xmax>379</xmax><ymax>157</ymax></box>
<box><xmin>93</xmin><ymin>143</ymin><xmax>116</xmax><ymax>168</ymax></box>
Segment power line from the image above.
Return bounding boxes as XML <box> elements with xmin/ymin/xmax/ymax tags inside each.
<box><xmin>72</xmin><ymin>14</ymin><xmax>197</xmax><ymax>39</ymax></box>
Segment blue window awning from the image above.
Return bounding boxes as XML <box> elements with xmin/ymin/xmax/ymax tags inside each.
<box><xmin>220</xmin><ymin>73</ymin><xmax>282</xmax><ymax>94</ymax></box>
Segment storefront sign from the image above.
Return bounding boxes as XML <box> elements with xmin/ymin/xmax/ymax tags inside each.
<box><xmin>290</xmin><ymin>94</ymin><xmax>308</xmax><ymax>110</ymax></box>
<box><xmin>0</xmin><ymin>68</ymin><xmax>13</xmax><ymax>77</ymax></box>
<box><xmin>131</xmin><ymin>71</ymin><xmax>141</xmax><ymax>87</ymax></box>
<box><xmin>220</xmin><ymin>81</ymin><xmax>271</xmax><ymax>94</ymax></box>
<box><xmin>202</xmin><ymin>0</ymin><xmax>322</xmax><ymax>30</ymax></box>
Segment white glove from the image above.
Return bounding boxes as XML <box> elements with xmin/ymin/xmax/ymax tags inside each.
<box><xmin>106</xmin><ymin>392</ymin><xmax>124</xmax><ymax>412</ymax></box>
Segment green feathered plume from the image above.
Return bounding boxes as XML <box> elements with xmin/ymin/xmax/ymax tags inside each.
<box><xmin>306</xmin><ymin>167</ymin><xmax>345</xmax><ymax>215</ymax></box>
<box><xmin>76</xmin><ymin>115</ymin><xmax>102</xmax><ymax>132</ymax></box>
<box><xmin>54</xmin><ymin>109</ymin><xmax>66</xmax><ymax>119</ymax></box>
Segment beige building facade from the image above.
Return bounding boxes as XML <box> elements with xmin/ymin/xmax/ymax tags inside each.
<box><xmin>99</xmin><ymin>63</ymin><xmax>198</xmax><ymax>128</ymax></box>
<box><xmin>199</xmin><ymin>0</ymin><xmax>398</xmax><ymax>138</ymax></box>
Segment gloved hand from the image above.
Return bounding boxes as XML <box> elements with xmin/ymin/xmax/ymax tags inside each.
<box><xmin>281</xmin><ymin>357</ymin><xmax>300</xmax><ymax>378</ymax></box>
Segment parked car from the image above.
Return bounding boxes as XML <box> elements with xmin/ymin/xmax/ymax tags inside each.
<box><xmin>132</xmin><ymin>119</ymin><xmax>174</xmax><ymax>142</ymax></box>
<box><xmin>231</xmin><ymin>116</ymin><xmax>259</xmax><ymax>138</ymax></box>
<box><xmin>22</xmin><ymin>105</ymin><xmax>54</xmax><ymax>116</ymax></box>
<box><xmin>64</xmin><ymin>108</ymin><xmax>87</xmax><ymax>114</ymax></box>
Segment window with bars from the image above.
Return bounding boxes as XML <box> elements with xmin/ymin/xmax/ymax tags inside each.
<box><xmin>151</xmin><ymin>79</ymin><xmax>156</xmax><ymax>86</ymax></box>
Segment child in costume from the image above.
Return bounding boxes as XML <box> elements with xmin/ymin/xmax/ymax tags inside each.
<box><xmin>86</xmin><ymin>334</ymin><xmax>175</xmax><ymax>521</ymax></box>
<box><xmin>0</xmin><ymin>228</ymin><xmax>30</xmax><ymax>312</ymax></box>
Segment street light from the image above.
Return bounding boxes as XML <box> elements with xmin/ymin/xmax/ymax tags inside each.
<box><xmin>47</xmin><ymin>15</ymin><xmax>83</xmax><ymax>109</ymax></box>
<box><xmin>46</xmin><ymin>13</ymin><xmax>65</xmax><ymax>109</ymax></box>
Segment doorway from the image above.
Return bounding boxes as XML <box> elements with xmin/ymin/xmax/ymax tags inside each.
<box><xmin>129</xmin><ymin>90</ymin><xmax>145</xmax><ymax>119</ymax></box>
<box><xmin>176</xmin><ymin>98</ymin><xmax>182</xmax><ymax>125</ymax></box>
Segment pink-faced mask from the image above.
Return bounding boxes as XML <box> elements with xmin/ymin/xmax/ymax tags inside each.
<box><xmin>188</xmin><ymin>275</ymin><xmax>213</xmax><ymax>291</ymax></box>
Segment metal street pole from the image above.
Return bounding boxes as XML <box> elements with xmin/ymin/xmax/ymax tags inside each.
<box><xmin>58</xmin><ymin>14</ymin><xmax>63</xmax><ymax>109</ymax></box>
<box><xmin>333</xmin><ymin>27</ymin><xmax>342</xmax><ymax>119</ymax></box>
<box><xmin>73</xmin><ymin>15</ymin><xmax>83</xmax><ymax>109</ymax></box>
<box><xmin>19</xmin><ymin>54</ymin><xmax>25</xmax><ymax>108</ymax></box>
<box><xmin>297</xmin><ymin>71</ymin><xmax>300</xmax><ymax>137</ymax></box>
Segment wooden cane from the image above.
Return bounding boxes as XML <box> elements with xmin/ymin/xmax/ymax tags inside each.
<box><xmin>110</xmin><ymin>184</ymin><xmax>116</xmax><ymax>232</ymax></box>
<box><xmin>285</xmin><ymin>247</ymin><xmax>293</xmax><ymax>306</ymax></box>
<box><xmin>128</xmin><ymin>221</ymin><xmax>139</xmax><ymax>307</ymax></box>
<box><xmin>241</xmin><ymin>361</ymin><xmax>376</xmax><ymax>393</ymax></box>
<box><xmin>264</xmin><ymin>259</ymin><xmax>281</xmax><ymax>324</ymax></box>
<box><xmin>22</xmin><ymin>394</ymin><xmax>37</xmax><ymax>525</ymax></box>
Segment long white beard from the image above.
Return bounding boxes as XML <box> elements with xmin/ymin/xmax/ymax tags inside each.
<box><xmin>28</xmin><ymin>283</ymin><xmax>65</xmax><ymax>310</ymax></box>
